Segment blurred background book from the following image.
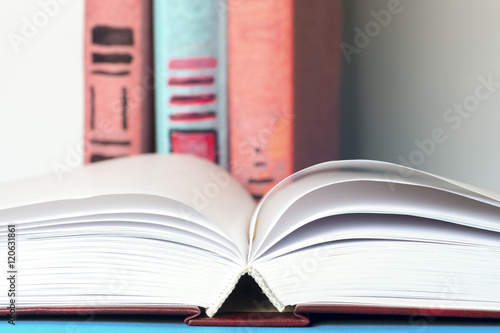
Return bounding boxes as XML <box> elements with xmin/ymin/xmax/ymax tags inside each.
<box><xmin>154</xmin><ymin>0</ymin><xmax>228</xmax><ymax>168</ymax></box>
<box><xmin>2</xmin><ymin>0</ymin><xmax>500</xmax><ymax>196</ymax></box>
<box><xmin>84</xmin><ymin>0</ymin><xmax>154</xmax><ymax>163</ymax></box>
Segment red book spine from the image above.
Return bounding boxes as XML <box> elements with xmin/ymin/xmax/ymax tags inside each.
<box><xmin>229</xmin><ymin>0</ymin><xmax>294</xmax><ymax>199</ymax></box>
<box><xmin>84</xmin><ymin>0</ymin><xmax>153</xmax><ymax>164</ymax></box>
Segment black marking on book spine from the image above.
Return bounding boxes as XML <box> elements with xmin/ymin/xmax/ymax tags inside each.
<box><xmin>91</xmin><ymin>139</ymin><xmax>131</xmax><ymax>146</ymax></box>
<box><xmin>122</xmin><ymin>87</ymin><xmax>127</xmax><ymax>130</ymax></box>
<box><xmin>169</xmin><ymin>76</ymin><xmax>215</xmax><ymax>86</ymax></box>
<box><xmin>90</xmin><ymin>154</ymin><xmax>123</xmax><ymax>163</ymax></box>
<box><xmin>248</xmin><ymin>178</ymin><xmax>274</xmax><ymax>184</ymax></box>
<box><xmin>170</xmin><ymin>93</ymin><xmax>216</xmax><ymax>104</ymax></box>
<box><xmin>92</xmin><ymin>70</ymin><xmax>130</xmax><ymax>76</ymax></box>
<box><xmin>92</xmin><ymin>53</ymin><xmax>133</xmax><ymax>64</ymax></box>
<box><xmin>92</xmin><ymin>26</ymin><xmax>133</xmax><ymax>46</ymax></box>
<box><xmin>90</xmin><ymin>86</ymin><xmax>95</xmax><ymax>130</ymax></box>
<box><xmin>169</xmin><ymin>111</ymin><xmax>216</xmax><ymax>120</ymax></box>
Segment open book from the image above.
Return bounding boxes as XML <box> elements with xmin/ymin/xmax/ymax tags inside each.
<box><xmin>1</xmin><ymin>154</ymin><xmax>500</xmax><ymax>326</ymax></box>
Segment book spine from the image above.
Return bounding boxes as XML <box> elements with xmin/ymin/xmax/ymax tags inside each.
<box><xmin>293</xmin><ymin>0</ymin><xmax>341</xmax><ymax>170</ymax></box>
<box><xmin>84</xmin><ymin>0</ymin><xmax>154</xmax><ymax>164</ymax></box>
<box><xmin>205</xmin><ymin>267</ymin><xmax>284</xmax><ymax>318</ymax></box>
<box><xmin>228</xmin><ymin>0</ymin><xmax>294</xmax><ymax>199</ymax></box>
<box><xmin>154</xmin><ymin>0</ymin><xmax>228</xmax><ymax>168</ymax></box>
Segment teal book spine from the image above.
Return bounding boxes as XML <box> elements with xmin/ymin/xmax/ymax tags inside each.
<box><xmin>153</xmin><ymin>0</ymin><xmax>227</xmax><ymax>168</ymax></box>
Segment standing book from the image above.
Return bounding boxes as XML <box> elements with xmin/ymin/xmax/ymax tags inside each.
<box><xmin>154</xmin><ymin>0</ymin><xmax>228</xmax><ymax>168</ymax></box>
<box><xmin>1</xmin><ymin>154</ymin><xmax>500</xmax><ymax>326</ymax></box>
<box><xmin>84</xmin><ymin>0</ymin><xmax>154</xmax><ymax>163</ymax></box>
<box><xmin>228</xmin><ymin>0</ymin><xmax>342</xmax><ymax>199</ymax></box>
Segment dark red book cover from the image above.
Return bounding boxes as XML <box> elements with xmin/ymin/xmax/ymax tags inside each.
<box><xmin>2</xmin><ymin>304</ymin><xmax>500</xmax><ymax>326</ymax></box>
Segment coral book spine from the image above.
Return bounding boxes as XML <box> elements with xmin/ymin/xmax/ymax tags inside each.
<box><xmin>84</xmin><ymin>0</ymin><xmax>153</xmax><ymax>164</ymax></box>
<box><xmin>228</xmin><ymin>0</ymin><xmax>294</xmax><ymax>199</ymax></box>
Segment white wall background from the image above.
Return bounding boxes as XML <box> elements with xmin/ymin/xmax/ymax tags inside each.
<box><xmin>341</xmin><ymin>0</ymin><xmax>500</xmax><ymax>192</ymax></box>
<box><xmin>0</xmin><ymin>0</ymin><xmax>84</xmax><ymax>184</ymax></box>
<box><xmin>2</xmin><ymin>0</ymin><xmax>500</xmax><ymax>194</ymax></box>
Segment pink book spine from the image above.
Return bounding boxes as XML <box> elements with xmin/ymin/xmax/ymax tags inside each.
<box><xmin>84</xmin><ymin>0</ymin><xmax>153</xmax><ymax>163</ymax></box>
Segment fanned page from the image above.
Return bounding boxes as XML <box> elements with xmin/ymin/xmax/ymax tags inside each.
<box><xmin>0</xmin><ymin>154</ymin><xmax>255</xmax><ymax>312</ymax></box>
<box><xmin>248</xmin><ymin>160</ymin><xmax>500</xmax><ymax>314</ymax></box>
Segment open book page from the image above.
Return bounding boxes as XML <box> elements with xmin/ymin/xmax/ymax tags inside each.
<box><xmin>0</xmin><ymin>154</ymin><xmax>257</xmax><ymax>312</ymax></box>
<box><xmin>249</xmin><ymin>160</ymin><xmax>500</xmax><ymax>261</ymax></box>
<box><xmin>0</xmin><ymin>220</ymin><xmax>244</xmax><ymax>309</ymax></box>
<box><xmin>255</xmin><ymin>213</ymin><xmax>500</xmax><ymax>262</ymax></box>
<box><xmin>246</xmin><ymin>160</ymin><xmax>500</xmax><ymax>312</ymax></box>
<box><xmin>254</xmin><ymin>237</ymin><xmax>500</xmax><ymax>311</ymax></box>
<box><xmin>0</xmin><ymin>154</ymin><xmax>255</xmax><ymax>262</ymax></box>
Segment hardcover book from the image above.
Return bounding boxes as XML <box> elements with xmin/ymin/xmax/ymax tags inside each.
<box><xmin>228</xmin><ymin>0</ymin><xmax>342</xmax><ymax>199</ymax></box>
<box><xmin>84</xmin><ymin>0</ymin><xmax>154</xmax><ymax>164</ymax></box>
<box><xmin>154</xmin><ymin>0</ymin><xmax>228</xmax><ymax>168</ymax></box>
<box><xmin>1</xmin><ymin>154</ymin><xmax>500</xmax><ymax>326</ymax></box>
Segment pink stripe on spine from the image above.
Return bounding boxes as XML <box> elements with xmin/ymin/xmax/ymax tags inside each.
<box><xmin>169</xmin><ymin>57</ymin><xmax>217</xmax><ymax>70</ymax></box>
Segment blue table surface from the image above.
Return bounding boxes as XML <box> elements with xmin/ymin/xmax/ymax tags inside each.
<box><xmin>3</xmin><ymin>319</ymin><xmax>500</xmax><ymax>332</ymax></box>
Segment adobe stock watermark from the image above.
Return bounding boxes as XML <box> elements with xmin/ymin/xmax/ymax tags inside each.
<box><xmin>281</xmin><ymin>242</ymin><xmax>336</xmax><ymax>291</ymax></box>
<box><xmin>341</xmin><ymin>0</ymin><xmax>408</xmax><ymax>64</ymax></box>
<box><xmin>62</xmin><ymin>269</ymin><xmax>131</xmax><ymax>333</ymax></box>
<box><xmin>7</xmin><ymin>0</ymin><xmax>73</xmax><ymax>53</ymax></box>
<box><xmin>51</xmin><ymin>137</ymin><xmax>101</xmax><ymax>182</ymax></box>
<box><xmin>233</xmin><ymin>299</ymin><xmax>284</xmax><ymax>333</ymax></box>
<box><xmin>230</xmin><ymin>107</ymin><xmax>295</xmax><ymax>180</ymax></box>
<box><xmin>213</xmin><ymin>0</ymin><xmax>244</xmax><ymax>20</ymax></box>
<box><xmin>385</xmin><ymin>74</ymin><xmax>499</xmax><ymax>188</ymax></box>
<box><xmin>280</xmin><ymin>240</ymin><xmax>464</xmax><ymax>331</ymax></box>
<box><xmin>192</xmin><ymin>169</ymin><xmax>231</xmax><ymax>210</ymax></box>
<box><xmin>407</xmin><ymin>277</ymin><xmax>462</xmax><ymax>331</ymax></box>
<box><xmin>178</xmin><ymin>107</ymin><xmax>294</xmax><ymax>219</ymax></box>
<box><xmin>51</xmin><ymin>65</ymin><xmax>160</xmax><ymax>182</ymax></box>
